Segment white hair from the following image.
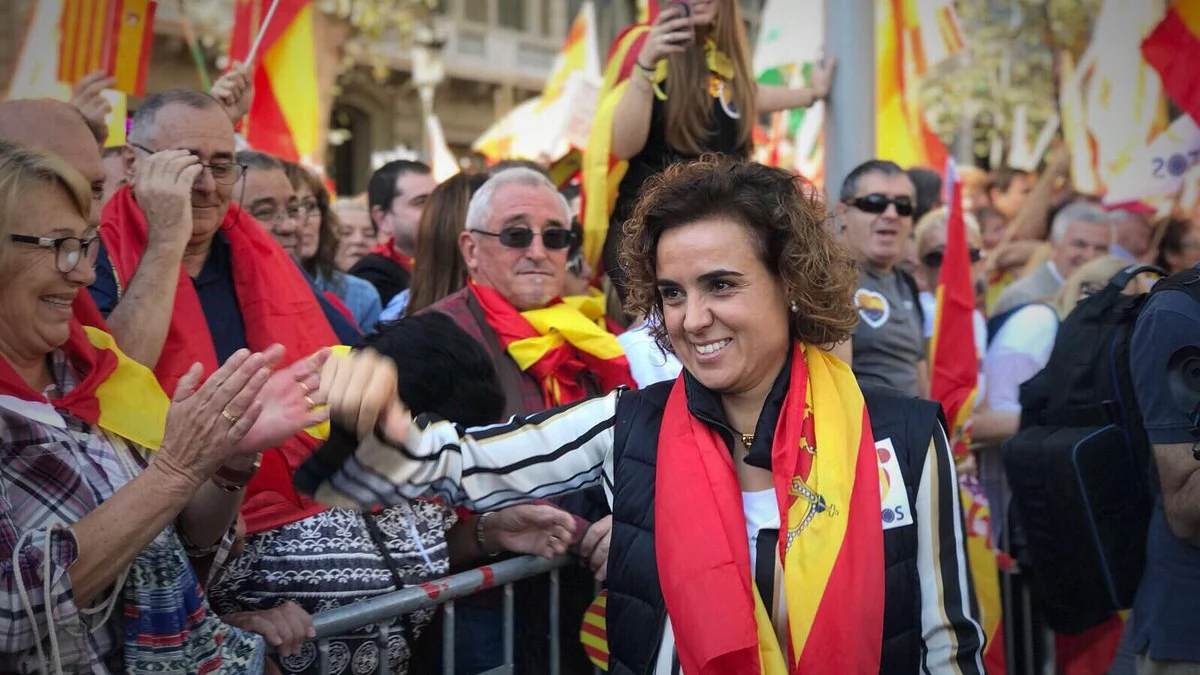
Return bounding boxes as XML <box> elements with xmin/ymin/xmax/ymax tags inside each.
<box><xmin>465</xmin><ymin>167</ymin><xmax>571</xmax><ymax>233</ymax></box>
<box><xmin>1050</xmin><ymin>202</ymin><xmax>1113</xmax><ymax>243</ymax></box>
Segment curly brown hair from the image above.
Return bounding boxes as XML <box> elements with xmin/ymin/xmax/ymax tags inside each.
<box><xmin>619</xmin><ymin>156</ymin><xmax>859</xmax><ymax>352</ymax></box>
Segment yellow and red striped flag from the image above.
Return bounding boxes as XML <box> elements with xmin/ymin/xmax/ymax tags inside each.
<box><xmin>58</xmin><ymin>0</ymin><xmax>155</xmax><ymax>95</ymax></box>
<box><xmin>580</xmin><ymin>590</ymin><xmax>609</xmax><ymax>670</ymax></box>
<box><xmin>875</xmin><ymin>0</ymin><xmax>955</xmax><ymax>168</ymax></box>
<box><xmin>228</xmin><ymin>0</ymin><xmax>320</xmax><ymax>164</ymax></box>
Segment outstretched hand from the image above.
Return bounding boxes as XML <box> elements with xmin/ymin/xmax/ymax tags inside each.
<box><xmin>238</xmin><ymin>346</ymin><xmax>332</xmax><ymax>452</ymax></box>
<box><xmin>485</xmin><ymin>504</ymin><xmax>577</xmax><ymax>560</ymax></box>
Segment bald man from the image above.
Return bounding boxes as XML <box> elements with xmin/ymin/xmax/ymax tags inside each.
<box><xmin>0</xmin><ymin>99</ymin><xmax>106</xmax><ymax>225</ymax></box>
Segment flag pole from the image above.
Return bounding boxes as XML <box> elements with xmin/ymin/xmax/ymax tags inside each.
<box><xmin>177</xmin><ymin>0</ymin><xmax>212</xmax><ymax>90</ymax></box>
<box><xmin>245</xmin><ymin>0</ymin><xmax>282</xmax><ymax>66</ymax></box>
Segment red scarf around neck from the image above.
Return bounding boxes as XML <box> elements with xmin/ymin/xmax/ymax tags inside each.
<box><xmin>655</xmin><ymin>343</ymin><xmax>885</xmax><ymax>674</ymax></box>
<box><xmin>368</xmin><ymin>237</ymin><xmax>414</xmax><ymax>273</ymax></box>
<box><xmin>469</xmin><ymin>280</ymin><xmax>635</xmax><ymax>407</ymax></box>
<box><xmin>0</xmin><ymin>317</ymin><xmax>116</xmax><ymax>424</ymax></box>
<box><xmin>101</xmin><ymin>186</ymin><xmax>340</xmax><ymax>533</ymax></box>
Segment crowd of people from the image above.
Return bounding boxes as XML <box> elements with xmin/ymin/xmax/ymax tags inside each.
<box><xmin>2</xmin><ymin>0</ymin><xmax>1199</xmax><ymax>674</ymax></box>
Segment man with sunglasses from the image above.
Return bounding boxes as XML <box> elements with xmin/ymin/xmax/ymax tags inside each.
<box><xmin>423</xmin><ymin>167</ymin><xmax>632</xmax><ymax>675</ymax></box>
<box><xmin>836</xmin><ymin>159</ymin><xmax>929</xmax><ymax>398</ymax></box>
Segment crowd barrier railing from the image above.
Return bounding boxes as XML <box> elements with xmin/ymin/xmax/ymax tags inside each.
<box><xmin>271</xmin><ymin>554</ymin><xmax>578</xmax><ymax>675</ymax></box>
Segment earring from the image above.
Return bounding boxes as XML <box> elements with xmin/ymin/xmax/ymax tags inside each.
<box><xmin>789</xmin><ymin>300</ymin><xmax>799</xmax><ymax>313</ymax></box>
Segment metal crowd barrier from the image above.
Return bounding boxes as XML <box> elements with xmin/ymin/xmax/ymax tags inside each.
<box><xmin>276</xmin><ymin>554</ymin><xmax>576</xmax><ymax>675</ymax></box>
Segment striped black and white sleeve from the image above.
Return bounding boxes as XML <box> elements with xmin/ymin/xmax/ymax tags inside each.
<box><xmin>916</xmin><ymin>422</ymin><xmax>987</xmax><ymax>675</ymax></box>
<box><xmin>314</xmin><ymin>390</ymin><xmax>621</xmax><ymax>513</ymax></box>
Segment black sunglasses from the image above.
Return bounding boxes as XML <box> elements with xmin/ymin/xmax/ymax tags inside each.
<box><xmin>844</xmin><ymin>193</ymin><xmax>915</xmax><ymax>217</ymax></box>
<box><xmin>921</xmin><ymin>247</ymin><xmax>982</xmax><ymax>268</ymax></box>
<box><xmin>470</xmin><ymin>226</ymin><xmax>574</xmax><ymax>250</ymax></box>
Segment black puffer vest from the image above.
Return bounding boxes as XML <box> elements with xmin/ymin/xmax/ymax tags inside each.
<box><xmin>606</xmin><ymin>376</ymin><xmax>940</xmax><ymax>675</ymax></box>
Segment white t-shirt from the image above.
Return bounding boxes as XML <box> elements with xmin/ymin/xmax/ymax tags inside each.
<box><xmin>983</xmin><ymin>303</ymin><xmax>1059</xmax><ymax>413</ymax></box>
<box><xmin>617</xmin><ymin>320</ymin><xmax>682</xmax><ymax>388</ymax></box>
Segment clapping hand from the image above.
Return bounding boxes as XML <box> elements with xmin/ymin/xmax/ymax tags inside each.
<box><xmin>810</xmin><ymin>57</ymin><xmax>837</xmax><ymax>101</ymax></box>
<box><xmin>238</xmin><ymin>346</ymin><xmax>332</xmax><ymax>453</ymax></box>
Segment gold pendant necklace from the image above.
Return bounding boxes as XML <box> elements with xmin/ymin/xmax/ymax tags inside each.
<box><xmin>740</xmin><ymin>433</ymin><xmax>755</xmax><ymax>447</ymax></box>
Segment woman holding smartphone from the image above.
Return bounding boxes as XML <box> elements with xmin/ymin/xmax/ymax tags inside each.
<box><xmin>583</xmin><ymin>0</ymin><xmax>835</xmax><ymax>298</ymax></box>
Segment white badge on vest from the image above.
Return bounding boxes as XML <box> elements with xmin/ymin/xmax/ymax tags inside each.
<box><xmin>876</xmin><ymin>437</ymin><xmax>913</xmax><ymax>531</ymax></box>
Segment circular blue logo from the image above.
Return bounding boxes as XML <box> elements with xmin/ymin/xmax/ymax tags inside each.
<box><xmin>882</xmin><ymin>508</ymin><xmax>895</xmax><ymax>523</ymax></box>
<box><xmin>1168</xmin><ymin>153</ymin><xmax>1190</xmax><ymax>178</ymax></box>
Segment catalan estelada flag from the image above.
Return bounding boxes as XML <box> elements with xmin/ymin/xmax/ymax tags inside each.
<box><xmin>875</xmin><ymin>0</ymin><xmax>952</xmax><ymax>169</ymax></box>
<box><xmin>931</xmin><ymin>161</ymin><xmax>1006</xmax><ymax>674</ymax></box>
<box><xmin>228</xmin><ymin>0</ymin><xmax>319</xmax><ymax>163</ymax></box>
<box><xmin>1142</xmin><ymin>0</ymin><xmax>1200</xmax><ymax>125</ymax></box>
<box><xmin>58</xmin><ymin>0</ymin><xmax>155</xmax><ymax>95</ymax></box>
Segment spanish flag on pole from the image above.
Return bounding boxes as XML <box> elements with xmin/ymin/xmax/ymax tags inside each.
<box><xmin>930</xmin><ymin>161</ymin><xmax>1005</xmax><ymax>674</ymax></box>
<box><xmin>229</xmin><ymin>0</ymin><xmax>320</xmax><ymax>164</ymax></box>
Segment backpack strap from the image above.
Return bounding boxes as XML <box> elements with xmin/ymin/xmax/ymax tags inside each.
<box><xmin>1150</xmin><ymin>266</ymin><xmax>1200</xmax><ymax>301</ymax></box>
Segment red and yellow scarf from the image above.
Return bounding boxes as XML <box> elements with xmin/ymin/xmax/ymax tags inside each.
<box><xmin>0</xmin><ymin>311</ymin><xmax>168</xmax><ymax>450</ymax></box>
<box><xmin>101</xmin><ymin>186</ymin><xmax>341</xmax><ymax>534</ymax></box>
<box><xmin>655</xmin><ymin>343</ymin><xmax>885</xmax><ymax>674</ymax></box>
<box><xmin>367</xmin><ymin>237</ymin><xmax>414</xmax><ymax>273</ymax></box>
<box><xmin>469</xmin><ymin>280</ymin><xmax>635</xmax><ymax>407</ymax></box>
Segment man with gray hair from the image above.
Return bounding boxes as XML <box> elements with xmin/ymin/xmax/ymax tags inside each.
<box><xmin>991</xmin><ymin>200</ymin><xmax>1114</xmax><ymax>315</ymax></box>
<box><xmin>423</xmin><ymin>167</ymin><xmax>631</xmax><ymax>675</ymax></box>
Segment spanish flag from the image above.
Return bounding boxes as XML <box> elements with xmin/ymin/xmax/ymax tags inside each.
<box><xmin>228</xmin><ymin>0</ymin><xmax>320</xmax><ymax>164</ymax></box>
<box><xmin>1143</xmin><ymin>0</ymin><xmax>1200</xmax><ymax>126</ymax></box>
<box><xmin>875</xmin><ymin>0</ymin><xmax>952</xmax><ymax>168</ymax></box>
<box><xmin>580</xmin><ymin>23</ymin><xmax>651</xmax><ymax>273</ymax></box>
<box><xmin>57</xmin><ymin>0</ymin><xmax>155</xmax><ymax>95</ymax></box>
<box><xmin>930</xmin><ymin>162</ymin><xmax>1006</xmax><ymax>674</ymax></box>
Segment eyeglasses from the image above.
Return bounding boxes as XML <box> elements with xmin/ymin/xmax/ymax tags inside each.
<box><xmin>10</xmin><ymin>234</ymin><xmax>102</xmax><ymax>273</ymax></box>
<box><xmin>844</xmin><ymin>193</ymin><xmax>915</xmax><ymax>217</ymax></box>
<box><xmin>469</xmin><ymin>226</ymin><xmax>574</xmax><ymax>250</ymax></box>
<box><xmin>921</xmin><ymin>247</ymin><xmax>983</xmax><ymax>268</ymax></box>
<box><xmin>299</xmin><ymin>198</ymin><xmax>320</xmax><ymax>218</ymax></box>
<box><xmin>250</xmin><ymin>203</ymin><xmax>310</xmax><ymax>225</ymax></box>
<box><xmin>128</xmin><ymin>143</ymin><xmax>245</xmax><ymax>186</ymax></box>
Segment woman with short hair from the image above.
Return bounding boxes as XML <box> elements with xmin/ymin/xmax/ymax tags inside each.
<box><xmin>311</xmin><ymin>158</ymin><xmax>985</xmax><ymax>674</ymax></box>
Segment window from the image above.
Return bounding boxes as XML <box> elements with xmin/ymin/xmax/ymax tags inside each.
<box><xmin>498</xmin><ymin>0</ymin><xmax>526</xmax><ymax>30</ymax></box>
<box><xmin>464</xmin><ymin>0</ymin><xmax>488</xmax><ymax>23</ymax></box>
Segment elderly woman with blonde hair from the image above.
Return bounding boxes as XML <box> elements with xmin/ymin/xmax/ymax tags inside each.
<box><xmin>0</xmin><ymin>141</ymin><xmax>323</xmax><ymax>673</ymax></box>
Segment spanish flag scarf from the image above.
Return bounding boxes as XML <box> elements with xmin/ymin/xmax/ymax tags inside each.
<box><xmin>469</xmin><ymin>280</ymin><xmax>635</xmax><ymax>407</ymax></box>
<box><xmin>368</xmin><ymin>237</ymin><xmax>414</xmax><ymax>273</ymax></box>
<box><xmin>100</xmin><ymin>185</ymin><xmax>340</xmax><ymax>534</ymax></box>
<box><xmin>0</xmin><ymin>316</ymin><xmax>169</xmax><ymax>450</ymax></box>
<box><xmin>655</xmin><ymin>343</ymin><xmax>885</xmax><ymax>674</ymax></box>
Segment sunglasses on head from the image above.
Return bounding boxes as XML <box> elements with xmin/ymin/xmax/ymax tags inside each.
<box><xmin>470</xmin><ymin>226</ymin><xmax>575</xmax><ymax>250</ymax></box>
<box><xmin>921</xmin><ymin>247</ymin><xmax>982</xmax><ymax>268</ymax></box>
<box><xmin>845</xmin><ymin>193</ymin><xmax>914</xmax><ymax>217</ymax></box>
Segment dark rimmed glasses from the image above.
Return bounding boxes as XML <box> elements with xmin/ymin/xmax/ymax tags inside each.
<box><xmin>921</xmin><ymin>247</ymin><xmax>983</xmax><ymax>268</ymax></box>
<box><xmin>128</xmin><ymin>142</ymin><xmax>245</xmax><ymax>186</ymax></box>
<box><xmin>10</xmin><ymin>234</ymin><xmax>102</xmax><ymax>273</ymax></box>
<box><xmin>844</xmin><ymin>193</ymin><xmax>915</xmax><ymax>217</ymax></box>
<box><xmin>469</xmin><ymin>226</ymin><xmax>575</xmax><ymax>250</ymax></box>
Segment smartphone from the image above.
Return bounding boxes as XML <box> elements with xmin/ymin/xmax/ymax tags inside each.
<box><xmin>664</xmin><ymin>0</ymin><xmax>695</xmax><ymax>44</ymax></box>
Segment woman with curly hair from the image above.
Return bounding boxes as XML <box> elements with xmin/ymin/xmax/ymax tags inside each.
<box><xmin>309</xmin><ymin>158</ymin><xmax>985</xmax><ymax>674</ymax></box>
<box><xmin>284</xmin><ymin>163</ymin><xmax>382</xmax><ymax>332</ymax></box>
